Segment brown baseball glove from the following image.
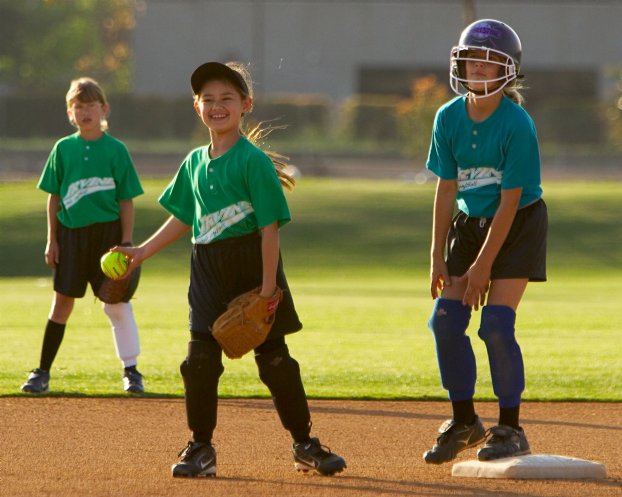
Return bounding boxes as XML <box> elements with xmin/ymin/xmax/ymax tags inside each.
<box><xmin>212</xmin><ymin>287</ymin><xmax>283</xmax><ymax>359</ymax></box>
<box><xmin>97</xmin><ymin>266</ymin><xmax>141</xmax><ymax>304</ymax></box>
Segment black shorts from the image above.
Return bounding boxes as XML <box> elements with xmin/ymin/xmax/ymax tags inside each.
<box><xmin>188</xmin><ymin>232</ymin><xmax>303</xmax><ymax>338</ymax></box>
<box><xmin>446</xmin><ymin>199</ymin><xmax>548</xmax><ymax>282</ymax></box>
<box><xmin>54</xmin><ymin>220</ymin><xmax>123</xmax><ymax>298</ymax></box>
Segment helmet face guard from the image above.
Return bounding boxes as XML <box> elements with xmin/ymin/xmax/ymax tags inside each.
<box><xmin>449</xmin><ymin>19</ymin><xmax>522</xmax><ymax>99</ymax></box>
<box><xmin>450</xmin><ymin>46</ymin><xmax>517</xmax><ymax>98</ymax></box>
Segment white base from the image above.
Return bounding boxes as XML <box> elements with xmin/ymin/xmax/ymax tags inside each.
<box><xmin>452</xmin><ymin>454</ymin><xmax>607</xmax><ymax>480</ymax></box>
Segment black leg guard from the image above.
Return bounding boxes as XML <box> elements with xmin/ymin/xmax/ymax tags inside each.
<box><xmin>180</xmin><ymin>337</ymin><xmax>224</xmax><ymax>443</ymax></box>
<box><xmin>255</xmin><ymin>341</ymin><xmax>311</xmax><ymax>442</ymax></box>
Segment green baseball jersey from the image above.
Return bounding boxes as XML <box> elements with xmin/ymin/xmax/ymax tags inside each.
<box><xmin>37</xmin><ymin>132</ymin><xmax>143</xmax><ymax>228</ymax></box>
<box><xmin>159</xmin><ymin>136</ymin><xmax>291</xmax><ymax>244</ymax></box>
<box><xmin>427</xmin><ymin>96</ymin><xmax>542</xmax><ymax>218</ymax></box>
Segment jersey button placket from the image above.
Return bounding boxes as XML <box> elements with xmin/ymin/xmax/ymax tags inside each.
<box><xmin>207</xmin><ymin>165</ymin><xmax>216</xmax><ymax>193</ymax></box>
<box><xmin>471</xmin><ymin>128</ymin><xmax>478</xmax><ymax>149</ymax></box>
<box><xmin>84</xmin><ymin>144</ymin><xmax>90</xmax><ymax>161</ymax></box>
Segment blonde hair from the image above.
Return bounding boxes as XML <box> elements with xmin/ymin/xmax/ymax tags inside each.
<box><xmin>194</xmin><ymin>62</ymin><xmax>295</xmax><ymax>190</ymax></box>
<box><xmin>65</xmin><ymin>77</ymin><xmax>109</xmax><ymax>131</ymax></box>
<box><xmin>503</xmin><ymin>79</ymin><xmax>525</xmax><ymax>106</ymax></box>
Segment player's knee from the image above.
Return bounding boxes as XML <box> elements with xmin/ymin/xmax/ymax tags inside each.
<box><xmin>50</xmin><ymin>294</ymin><xmax>74</xmax><ymax>323</ymax></box>
<box><xmin>428</xmin><ymin>298</ymin><xmax>472</xmax><ymax>342</ymax></box>
<box><xmin>180</xmin><ymin>338</ymin><xmax>224</xmax><ymax>383</ymax></box>
<box><xmin>477</xmin><ymin>305</ymin><xmax>517</xmax><ymax>345</ymax></box>
<box><xmin>255</xmin><ymin>340</ymin><xmax>299</xmax><ymax>385</ymax></box>
<box><xmin>102</xmin><ymin>301</ymin><xmax>126</xmax><ymax>320</ymax></box>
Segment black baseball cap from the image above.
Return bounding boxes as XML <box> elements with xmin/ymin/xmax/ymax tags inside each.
<box><xmin>190</xmin><ymin>62</ymin><xmax>249</xmax><ymax>96</ymax></box>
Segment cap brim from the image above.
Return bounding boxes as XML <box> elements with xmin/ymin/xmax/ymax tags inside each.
<box><xmin>190</xmin><ymin>62</ymin><xmax>248</xmax><ymax>95</ymax></box>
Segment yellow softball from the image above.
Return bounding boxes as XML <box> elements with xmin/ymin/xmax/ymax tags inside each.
<box><xmin>100</xmin><ymin>251</ymin><xmax>129</xmax><ymax>280</ymax></box>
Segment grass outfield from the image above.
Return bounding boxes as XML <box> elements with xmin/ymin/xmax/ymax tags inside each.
<box><xmin>0</xmin><ymin>178</ymin><xmax>620</xmax><ymax>400</ymax></box>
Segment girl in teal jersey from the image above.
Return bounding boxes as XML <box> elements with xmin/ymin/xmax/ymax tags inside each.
<box><xmin>21</xmin><ymin>78</ymin><xmax>145</xmax><ymax>395</ymax></box>
<box><xmin>114</xmin><ymin>62</ymin><xmax>346</xmax><ymax>478</ymax></box>
<box><xmin>422</xmin><ymin>20</ymin><xmax>548</xmax><ymax>464</ymax></box>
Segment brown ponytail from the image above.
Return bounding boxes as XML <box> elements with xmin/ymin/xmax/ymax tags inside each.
<box><xmin>245</xmin><ymin>123</ymin><xmax>296</xmax><ymax>191</ymax></box>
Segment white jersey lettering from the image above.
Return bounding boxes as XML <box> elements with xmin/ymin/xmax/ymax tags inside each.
<box><xmin>457</xmin><ymin>167</ymin><xmax>502</xmax><ymax>191</ymax></box>
<box><xmin>63</xmin><ymin>177</ymin><xmax>116</xmax><ymax>209</ymax></box>
<box><xmin>195</xmin><ymin>201</ymin><xmax>254</xmax><ymax>244</ymax></box>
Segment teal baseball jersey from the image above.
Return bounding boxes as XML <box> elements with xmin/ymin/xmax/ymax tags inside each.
<box><xmin>427</xmin><ymin>96</ymin><xmax>542</xmax><ymax>218</ymax></box>
<box><xmin>37</xmin><ymin>132</ymin><xmax>143</xmax><ymax>228</ymax></box>
<box><xmin>159</xmin><ymin>136</ymin><xmax>291</xmax><ymax>244</ymax></box>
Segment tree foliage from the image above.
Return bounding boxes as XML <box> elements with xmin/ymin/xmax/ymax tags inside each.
<box><xmin>0</xmin><ymin>0</ymin><xmax>137</xmax><ymax>95</ymax></box>
<box><xmin>396</xmin><ymin>75</ymin><xmax>450</xmax><ymax>160</ymax></box>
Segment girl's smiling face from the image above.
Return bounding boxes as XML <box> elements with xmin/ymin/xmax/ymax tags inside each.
<box><xmin>194</xmin><ymin>79</ymin><xmax>252</xmax><ymax>136</ymax></box>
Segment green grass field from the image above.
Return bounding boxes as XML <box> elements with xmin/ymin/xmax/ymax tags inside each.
<box><xmin>0</xmin><ymin>178</ymin><xmax>620</xmax><ymax>400</ymax></box>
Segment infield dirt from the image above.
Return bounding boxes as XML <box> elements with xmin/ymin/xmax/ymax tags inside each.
<box><xmin>1</xmin><ymin>398</ymin><xmax>620</xmax><ymax>497</ymax></box>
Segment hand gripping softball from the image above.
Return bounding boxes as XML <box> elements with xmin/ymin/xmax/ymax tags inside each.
<box><xmin>212</xmin><ymin>287</ymin><xmax>283</xmax><ymax>359</ymax></box>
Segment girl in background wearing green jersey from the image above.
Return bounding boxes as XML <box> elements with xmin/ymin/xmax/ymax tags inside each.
<box><xmin>114</xmin><ymin>62</ymin><xmax>346</xmax><ymax>478</ymax></box>
<box><xmin>21</xmin><ymin>78</ymin><xmax>145</xmax><ymax>395</ymax></box>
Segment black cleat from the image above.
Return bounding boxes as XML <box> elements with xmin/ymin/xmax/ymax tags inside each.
<box><xmin>21</xmin><ymin>368</ymin><xmax>50</xmax><ymax>394</ymax></box>
<box><xmin>477</xmin><ymin>425</ymin><xmax>531</xmax><ymax>461</ymax></box>
<box><xmin>423</xmin><ymin>416</ymin><xmax>486</xmax><ymax>464</ymax></box>
<box><xmin>293</xmin><ymin>437</ymin><xmax>346</xmax><ymax>476</ymax></box>
<box><xmin>171</xmin><ymin>442</ymin><xmax>217</xmax><ymax>478</ymax></box>
<box><xmin>123</xmin><ymin>367</ymin><xmax>144</xmax><ymax>394</ymax></box>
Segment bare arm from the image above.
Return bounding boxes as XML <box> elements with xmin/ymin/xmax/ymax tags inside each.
<box><xmin>113</xmin><ymin>215</ymin><xmax>190</xmax><ymax>274</ymax></box>
<box><xmin>460</xmin><ymin>187</ymin><xmax>522</xmax><ymax>309</ymax></box>
<box><xmin>430</xmin><ymin>178</ymin><xmax>457</xmax><ymax>299</ymax></box>
<box><xmin>45</xmin><ymin>194</ymin><xmax>61</xmax><ymax>268</ymax></box>
<box><xmin>260</xmin><ymin>222</ymin><xmax>279</xmax><ymax>298</ymax></box>
<box><xmin>118</xmin><ymin>199</ymin><xmax>135</xmax><ymax>244</ymax></box>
